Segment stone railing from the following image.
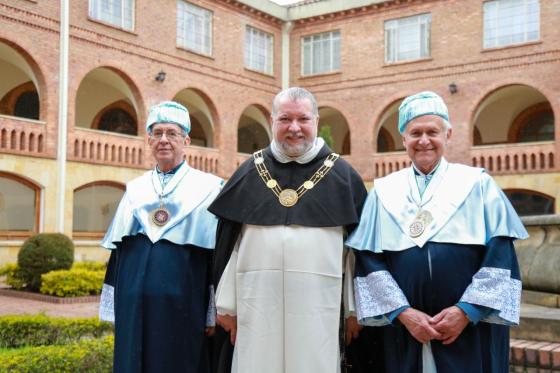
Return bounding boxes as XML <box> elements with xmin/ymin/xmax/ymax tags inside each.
<box><xmin>372</xmin><ymin>151</ymin><xmax>411</xmax><ymax>178</ymax></box>
<box><xmin>0</xmin><ymin>115</ymin><xmax>49</xmax><ymax>157</ymax></box>
<box><xmin>68</xmin><ymin>127</ymin><xmax>146</xmax><ymax>168</ymax></box>
<box><xmin>185</xmin><ymin>146</ymin><xmax>219</xmax><ymax>174</ymax></box>
<box><xmin>236</xmin><ymin>153</ymin><xmax>251</xmax><ymax>168</ymax></box>
<box><xmin>471</xmin><ymin>141</ymin><xmax>556</xmax><ymax>175</ymax></box>
<box><xmin>516</xmin><ymin>215</ymin><xmax>560</xmax><ymax>294</ymax></box>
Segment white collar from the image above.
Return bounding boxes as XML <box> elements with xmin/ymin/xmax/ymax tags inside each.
<box><xmin>270</xmin><ymin>137</ymin><xmax>325</xmax><ymax>164</ymax></box>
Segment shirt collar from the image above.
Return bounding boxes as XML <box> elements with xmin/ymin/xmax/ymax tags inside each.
<box><xmin>156</xmin><ymin>160</ymin><xmax>185</xmax><ymax>175</ymax></box>
<box><xmin>412</xmin><ymin>161</ymin><xmax>440</xmax><ymax>178</ymax></box>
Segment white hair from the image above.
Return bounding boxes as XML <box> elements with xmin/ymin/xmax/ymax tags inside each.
<box><xmin>271</xmin><ymin>87</ymin><xmax>318</xmax><ymax>117</ymax></box>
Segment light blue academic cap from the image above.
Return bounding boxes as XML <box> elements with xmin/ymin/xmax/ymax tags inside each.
<box><xmin>398</xmin><ymin>91</ymin><xmax>449</xmax><ymax>134</ymax></box>
<box><xmin>146</xmin><ymin>101</ymin><xmax>191</xmax><ymax>134</ymax></box>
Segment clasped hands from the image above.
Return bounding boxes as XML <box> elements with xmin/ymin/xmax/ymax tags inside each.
<box><xmin>397</xmin><ymin>306</ymin><xmax>469</xmax><ymax>345</ymax></box>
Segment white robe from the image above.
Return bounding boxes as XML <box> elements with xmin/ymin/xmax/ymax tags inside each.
<box><xmin>216</xmin><ymin>224</ymin><xmax>355</xmax><ymax>373</ymax></box>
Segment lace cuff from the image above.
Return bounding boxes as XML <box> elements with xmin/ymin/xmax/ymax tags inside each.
<box><xmin>459</xmin><ymin>267</ymin><xmax>521</xmax><ymax>325</ymax></box>
<box><xmin>99</xmin><ymin>284</ymin><xmax>115</xmax><ymax>323</ymax></box>
<box><xmin>354</xmin><ymin>270</ymin><xmax>409</xmax><ymax>326</ymax></box>
<box><xmin>206</xmin><ymin>285</ymin><xmax>216</xmax><ymax>327</ymax></box>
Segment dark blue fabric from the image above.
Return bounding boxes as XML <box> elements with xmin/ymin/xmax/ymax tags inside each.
<box><xmin>110</xmin><ymin>233</ymin><xmax>211</xmax><ymax>373</ymax></box>
<box><xmin>355</xmin><ymin>237</ymin><xmax>517</xmax><ymax>373</ymax></box>
<box><xmin>456</xmin><ymin>302</ymin><xmax>492</xmax><ymax>325</ymax></box>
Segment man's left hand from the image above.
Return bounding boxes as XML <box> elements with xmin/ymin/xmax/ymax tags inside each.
<box><xmin>205</xmin><ymin>327</ymin><xmax>215</xmax><ymax>337</ymax></box>
<box><xmin>429</xmin><ymin>306</ymin><xmax>469</xmax><ymax>345</ymax></box>
<box><xmin>345</xmin><ymin>316</ymin><xmax>362</xmax><ymax>346</ymax></box>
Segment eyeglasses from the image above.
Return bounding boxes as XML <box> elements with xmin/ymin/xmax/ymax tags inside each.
<box><xmin>150</xmin><ymin>130</ymin><xmax>185</xmax><ymax>141</ymax></box>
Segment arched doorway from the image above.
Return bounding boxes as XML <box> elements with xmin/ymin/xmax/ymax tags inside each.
<box><xmin>375</xmin><ymin>99</ymin><xmax>404</xmax><ymax>153</ymax></box>
<box><xmin>237</xmin><ymin>105</ymin><xmax>271</xmax><ymax>154</ymax></box>
<box><xmin>318</xmin><ymin>107</ymin><xmax>350</xmax><ymax>155</ymax></box>
<box><xmin>75</xmin><ymin>67</ymin><xmax>140</xmax><ymax>136</ymax></box>
<box><xmin>0</xmin><ymin>41</ymin><xmax>41</xmax><ymax>121</ymax></box>
<box><xmin>173</xmin><ymin>88</ymin><xmax>216</xmax><ymax>147</ymax></box>
<box><xmin>472</xmin><ymin>85</ymin><xmax>554</xmax><ymax>146</ymax></box>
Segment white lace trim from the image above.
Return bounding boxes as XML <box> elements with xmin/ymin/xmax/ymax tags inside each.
<box><xmin>460</xmin><ymin>267</ymin><xmax>521</xmax><ymax>325</ymax></box>
<box><xmin>206</xmin><ymin>285</ymin><xmax>216</xmax><ymax>327</ymax></box>
<box><xmin>354</xmin><ymin>270</ymin><xmax>409</xmax><ymax>326</ymax></box>
<box><xmin>99</xmin><ymin>284</ymin><xmax>115</xmax><ymax>323</ymax></box>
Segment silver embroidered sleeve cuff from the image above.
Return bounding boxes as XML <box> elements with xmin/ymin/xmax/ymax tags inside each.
<box><xmin>354</xmin><ymin>270</ymin><xmax>409</xmax><ymax>326</ymax></box>
<box><xmin>206</xmin><ymin>285</ymin><xmax>216</xmax><ymax>327</ymax></box>
<box><xmin>459</xmin><ymin>266</ymin><xmax>521</xmax><ymax>325</ymax></box>
<box><xmin>99</xmin><ymin>284</ymin><xmax>115</xmax><ymax>323</ymax></box>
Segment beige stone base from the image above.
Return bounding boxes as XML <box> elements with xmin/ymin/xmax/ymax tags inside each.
<box><xmin>0</xmin><ymin>240</ymin><xmax>109</xmax><ymax>266</ymax></box>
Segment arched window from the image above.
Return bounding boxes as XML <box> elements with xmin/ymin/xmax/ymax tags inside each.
<box><xmin>508</xmin><ymin>103</ymin><xmax>555</xmax><ymax>143</ymax></box>
<box><xmin>0</xmin><ymin>172</ymin><xmax>40</xmax><ymax>239</ymax></box>
<box><xmin>92</xmin><ymin>100</ymin><xmax>138</xmax><ymax>136</ymax></box>
<box><xmin>73</xmin><ymin>181</ymin><xmax>125</xmax><ymax>239</ymax></box>
<box><xmin>377</xmin><ymin>127</ymin><xmax>396</xmax><ymax>153</ymax></box>
<box><xmin>504</xmin><ymin>189</ymin><xmax>555</xmax><ymax>216</ymax></box>
<box><xmin>189</xmin><ymin>116</ymin><xmax>208</xmax><ymax>147</ymax></box>
<box><xmin>0</xmin><ymin>82</ymin><xmax>40</xmax><ymax>120</ymax></box>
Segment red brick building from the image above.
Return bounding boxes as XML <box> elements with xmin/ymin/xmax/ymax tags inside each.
<box><xmin>0</xmin><ymin>0</ymin><xmax>558</xmax><ymax>262</ymax></box>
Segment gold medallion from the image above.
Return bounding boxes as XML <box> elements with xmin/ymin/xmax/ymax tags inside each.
<box><xmin>278</xmin><ymin>189</ymin><xmax>298</xmax><ymax>207</ymax></box>
<box><xmin>266</xmin><ymin>179</ymin><xmax>278</xmax><ymax>189</ymax></box>
<box><xmin>151</xmin><ymin>207</ymin><xmax>171</xmax><ymax>226</ymax></box>
<box><xmin>303</xmin><ymin>180</ymin><xmax>314</xmax><ymax>190</ymax></box>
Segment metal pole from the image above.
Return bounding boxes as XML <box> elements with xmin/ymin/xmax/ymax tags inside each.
<box><xmin>56</xmin><ymin>0</ymin><xmax>69</xmax><ymax>233</ymax></box>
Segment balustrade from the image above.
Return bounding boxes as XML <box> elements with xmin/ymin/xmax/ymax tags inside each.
<box><xmin>0</xmin><ymin>115</ymin><xmax>47</xmax><ymax>157</ymax></box>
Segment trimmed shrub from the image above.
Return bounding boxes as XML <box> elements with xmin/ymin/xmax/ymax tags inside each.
<box><xmin>40</xmin><ymin>269</ymin><xmax>104</xmax><ymax>297</ymax></box>
<box><xmin>0</xmin><ymin>315</ymin><xmax>113</xmax><ymax>348</ymax></box>
<box><xmin>17</xmin><ymin>233</ymin><xmax>74</xmax><ymax>291</ymax></box>
<box><xmin>0</xmin><ymin>264</ymin><xmax>25</xmax><ymax>290</ymax></box>
<box><xmin>319</xmin><ymin>125</ymin><xmax>334</xmax><ymax>148</ymax></box>
<box><xmin>72</xmin><ymin>261</ymin><xmax>107</xmax><ymax>272</ymax></box>
<box><xmin>0</xmin><ymin>335</ymin><xmax>113</xmax><ymax>373</ymax></box>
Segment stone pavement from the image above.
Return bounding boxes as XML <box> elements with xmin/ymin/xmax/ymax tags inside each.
<box><xmin>0</xmin><ymin>294</ymin><xmax>98</xmax><ymax>318</ymax></box>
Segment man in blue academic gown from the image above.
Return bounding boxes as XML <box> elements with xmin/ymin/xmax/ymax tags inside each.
<box><xmin>99</xmin><ymin>101</ymin><xmax>223</xmax><ymax>373</ymax></box>
<box><xmin>346</xmin><ymin>91</ymin><xmax>528</xmax><ymax>373</ymax></box>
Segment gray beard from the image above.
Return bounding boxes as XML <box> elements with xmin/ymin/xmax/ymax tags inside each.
<box><xmin>277</xmin><ymin>139</ymin><xmax>312</xmax><ymax>157</ymax></box>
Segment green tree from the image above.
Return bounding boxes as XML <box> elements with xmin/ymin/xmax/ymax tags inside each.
<box><xmin>319</xmin><ymin>125</ymin><xmax>334</xmax><ymax>148</ymax></box>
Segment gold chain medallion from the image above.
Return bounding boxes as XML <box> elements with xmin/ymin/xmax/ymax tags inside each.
<box><xmin>278</xmin><ymin>189</ymin><xmax>299</xmax><ymax>207</ymax></box>
<box><xmin>252</xmin><ymin>150</ymin><xmax>339</xmax><ymax>208</ymax></box>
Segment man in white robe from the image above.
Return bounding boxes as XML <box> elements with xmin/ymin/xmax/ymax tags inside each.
<box><xmin>208</xmin><ymin>87</ymin><xmax>373</xmax><ymax>373</ymax></box>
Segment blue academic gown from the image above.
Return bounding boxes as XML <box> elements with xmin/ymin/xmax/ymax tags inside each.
<box><xmin>346</xmin><ymin>159</ymin><xmax>528</xmax><ymax>373</ymax></box>
<box><xmin>100</xmin><ymin>164</ymin><xmax>223</xmax><ymax>373</ymax></box>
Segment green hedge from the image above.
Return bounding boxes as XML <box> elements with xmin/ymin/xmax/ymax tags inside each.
<box><xmin>40</xmin><ymin>268</ymin><xmax>105</xmax><ymax>297</ymax></box>
<box><xmin>72</xmin><ymin>261</ymin><xmax>107</xmax><ymax>272</ymax></box>
<box><xmin>0</xmin><ymin>335</ymin><xmax>113</xmax><ymax>373</ymax></box>
<box><xmin>0</xmin><ymin>264</ymin><xmax>25</xmax><ymax>290</ymax></box>
<box><xmin>0</xmin><ymin>315</ymin><xmax>113</xmax><ymax>348</ymax></box>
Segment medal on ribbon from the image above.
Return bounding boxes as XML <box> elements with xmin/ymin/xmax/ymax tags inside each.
<box><xmin>409</xmin><ymin>209</ymin><xmax>433</xmax><ymax>238</ymax></box>
<box><xmin>151</xmin><ymin>205</ymin><xmax>170</xmax><ymax>226</ymax></box>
